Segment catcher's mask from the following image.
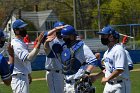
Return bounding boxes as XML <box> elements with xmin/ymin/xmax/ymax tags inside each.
<box><xmin>74</xmin><ymin>77</ymin><xmax>95</xmax><ymax>93</ymax></box>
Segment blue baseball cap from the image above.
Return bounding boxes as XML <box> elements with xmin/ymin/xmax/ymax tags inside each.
<box><xmin>97</xmin><ymin>26</ymin><xmax>115</xmax><ymax>35</ymax></box>
<box><xmin>53</xmin><ymin>21</ymin><xmax>65</xmax><ymax>28</ymax></box>
<box><xmin>61</xmin><ymin>25</ymin><xmax>77</xmax><ymax>36</ymax></box>
<box><xmin>12</xmin><ymin>19</ymin><xmax>27</xmax><ymax>29</ymax></box>
<box><xmin>97</xmin><ymin>26</ymin><xmax>120</xmax><ymax>39</ymax></box>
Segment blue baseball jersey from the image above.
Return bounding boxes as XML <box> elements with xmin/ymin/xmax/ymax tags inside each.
<box><xmin>61</xmin><ymin>41</ymin><xmax>98</xmax><ymax>80</ymax></box>
<box><xmin>0</xmin><ymin>54</ymin><xmax>11</xmax><ymax>80</ymax></box>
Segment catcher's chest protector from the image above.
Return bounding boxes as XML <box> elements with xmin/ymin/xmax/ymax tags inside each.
<box><xmin>61</xmin><ymin>41</ymin><xmax>84</xmax><ymax>75</ymax></box>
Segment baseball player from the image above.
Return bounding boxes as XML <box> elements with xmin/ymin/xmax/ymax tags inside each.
<box><xmin>121</xmin><ymin>36</ymin><xmax>133</xmax><ymax>70</ymax></box>
<box><xmin>95</xmin><ymin>26</ymin><xmax>131</xmax><ymax>93</ymax></box>
<box><xmin>59</xmin><ymin>25</ymin><xmax>98</xmax><ymax>93</ymax></box>
<box><xmin>11</xmin><ymin>19</ymin><xmax>44</xmax><ymax>93</ymax></box>
<box><xmin>0</xmin><ymin>29</ymin><xmax>14</xmax><ymax>86</ymax></box>
<box><xmin>44</xmin><ymin>21</ymin><xmax>65</xmax><ymax>93</ymax></box>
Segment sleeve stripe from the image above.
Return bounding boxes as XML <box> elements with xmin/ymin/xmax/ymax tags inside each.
<box><xmin>19</xmin><ymin>51</ymin><xmax>23</xmax><ymax>58</ymax></box>
<box><xmin>88</xmin><ymin>58</ymin><xmax>97</xmax><ymax>63</ymax></box>
<box><xmin>1</xmin><ymin>73</ymin><xmax>11</xmax><ymax>80</ymax></box>
<box><xmin>22</xmin><ymin>54</ymin><xmax>28</xmax><ymax>62</ymax></box>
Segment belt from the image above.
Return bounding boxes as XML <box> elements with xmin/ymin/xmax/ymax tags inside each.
<box><xmin>12</xmin><ymin>73</ymin><xmax>25</xmax><ymax>76</ymax></box>
<box><xmin>108</xmin><ymin>80</ymin><xmax>123</xmax><ymax>85</ymax></box>
<box><xmin>65</xmin><ymin>79</ymin><xmax>78</xmax><ymax>84</ymax></box>
<box><xmin>46</xmin><ymin>69</ymin><xmax>62</xmax><ymax>73</ymax></box>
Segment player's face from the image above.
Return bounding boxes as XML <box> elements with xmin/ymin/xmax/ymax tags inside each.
<box><xmin>19</xmin><ymin>27</ymin><xmax>27</xmax><ymax>37</ymax></box>
<box><xmin>101</xmin><ymin>34</ymin><xmax>110</xmax><ymax>45</ymax></box>
<box><xmin>62</xmin><ymin>35</ymin><xmax>73</xmax><ymax>47</ymax></box>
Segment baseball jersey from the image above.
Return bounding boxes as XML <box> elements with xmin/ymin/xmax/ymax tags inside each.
<box><xmin>121</xmin><ymin>43</ymin><xmax>133</xmax><ymax>69</ymax></box>
<box><xmin>45</xmin><ymin>37</ymin><xmax>65</xmax><ymax>70</ymax></box>
<box><xmin>103</xmin><ymin>44</ymin><xmax>130</xmax><ymax>80</ymax></box>
<box><xmin>61</xmin><ymin>41</ymin><xmax>97</xmax><ymax>80</ymax></box>
<box><xmin>11</xmin><ymin>38</ymin><xmax>31</xmax><ymax>75</ymax></box>
<box><xmin>0</xmin><ymin>54</ymin><xmax>11</xmax><ymax>80</ymax></box>
<box><xmin>125</xmin><ymin>50</ymin><xmax>133</xmax><ymax>66</ymax></box>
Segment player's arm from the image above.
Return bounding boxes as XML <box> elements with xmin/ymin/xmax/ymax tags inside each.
<box><xmin>0</xmin><ymin>56</ymin><xmax>12</xmax><ymax>86</ymax></box>
<box><xmin>101</xmin><ymin>69</ymin><xmax>124</xmax><ymax>84</ymax></box>
<box><xmin>42</xmin><ymin>26</ymin><xmax>64</xmax><ymax>44</ymax></box>
<box><xmin>44</xmin><ymin>34</ymin><xmax>56</xmax><ymax>55</ymax></box>
<box><xmin>83</xmin><ymin>45</ymin><xmax>98</xmax><ymax>74</ymax></box>
<box><xmin>89</xmin><ymin>71</ymin><xmax>104</xmax><ymax>82</ymax></box>
<box><xmin>47</xmin><ymin>26</ymin><xmax>64</xmax><ymax>36</ymax></box>
<box><xmin>7</xmin><ymin>43</ymin><xmax>14</xmax><ymax>64</ymax></box>
<box><xmin>125</xmin><ymin>50</ymin><xmax>133</xmax><ymax>70</ymax></box>
<box><xmin>2</xmin><ymin>78</ymin><xmax>11</xmax><ymax>86</ymax></box>
<box><xmin>11</xmin><ymin>32</ymin><xmax>44</xmax><ymax>62</ymax></box>
<box><xmin>6</xmin><ymin>43</ymin><xmax>14</xmax><ymax>73</ymax></box>
<box><xmin>26</xmin><ymin>32</ymin><xmax>44</xmax><ymax>60</ymax></box>
<box><xmin>27</xmin><ymin>28</ymin><xmax>61</xmax><ymax>60</ymax></box>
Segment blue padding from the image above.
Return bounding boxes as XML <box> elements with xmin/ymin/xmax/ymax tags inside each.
<box><xmin>31</xmin><ymin>55</ymin><xmax>46</xmax><ymax>71</ymax></box>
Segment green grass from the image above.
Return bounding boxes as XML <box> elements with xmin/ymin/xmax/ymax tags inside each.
<box><xmin>0</xmin><ymin>64</ymin><xmax>140</xmax><ymax>93</ymax></box>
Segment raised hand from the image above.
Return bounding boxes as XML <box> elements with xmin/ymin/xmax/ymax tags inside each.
<box><xmin>34</xmin><ymin>32</ymin><xmax>44</xmax><ymax>48</ymax></box>
<box><xmin>46</xmin><ymin>33</ymin><xmax>56</xmax><ymax>42</ymax></box>
<box><xmin>37</xmin><ymin>32</ymin><xmax>44</xmax><ymax>43</ymax></box>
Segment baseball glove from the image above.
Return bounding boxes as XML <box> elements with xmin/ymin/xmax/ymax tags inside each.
<box><xmin>74</xmin><ymin>76</ymin><xmax>95</xmax><ymax>93</ymax></box>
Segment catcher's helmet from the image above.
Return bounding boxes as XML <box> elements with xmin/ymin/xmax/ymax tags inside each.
<box><xmin>97</xmin><ymin>26</ymin><xmax>120</xmax><ymax>39</ymax></box>
<box><xmin>61</xmin><ymin>25</ymin><xmax>77</xmax><ymax>36</ymax></box>
<box><xmin>12</xmin><ymin>19</ymin><xmax>27</xmax><ymax>29</ymax></box>
<box><xmin>53</xmin><ymin>21</ymin><xmax>65</xmax><ymax>28</ymax></box>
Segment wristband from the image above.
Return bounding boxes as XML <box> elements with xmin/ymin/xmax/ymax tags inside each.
<box><xmin>9</xmin><ymin>63</ymin><xmax>14</xmax><ymax>74</ymax></box>
<box><xmin>85</xmin><ymin>70</ymin><xmax>91</xmax><ymax>75</ymax></box>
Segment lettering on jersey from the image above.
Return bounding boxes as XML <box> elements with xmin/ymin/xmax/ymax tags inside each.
<box><xmin>104</xmin><ymin>57</ymin><xmax>115</xmax><ymax>73</ymax></box>
<box><xmin>64</xmin><ymin>53</ymin><xmax>67</xmax><ymax>57</ymax></box>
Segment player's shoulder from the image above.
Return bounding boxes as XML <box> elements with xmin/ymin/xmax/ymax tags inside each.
<box><xmin>83</xmin><ymin>43</ymin><xmax>91</xmax><ymax>50</ymax></box>
<box><xmin>11</xmin><ymin>38</ymin><xmax>22</xmax><ymax>44</ymax></box>
<box><xmin>114</xmin><ymin>43</ymin><xmax>124</xmax><ymax>51</ymax></box>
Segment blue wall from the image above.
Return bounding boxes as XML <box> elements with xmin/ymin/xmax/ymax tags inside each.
<box><xmin>31</xmin><ymin>50</ymin><xmax>140</xmax><ymax>71</ymax></box>
<box><xmin>31</xmin><ymin>55</ymin><xmax>46</xmax><ymax>71</ymax></box>
<box><xmin>128</xmin><ymin>50</ymin><xmax>140</xmax><ymax>64</ymax></box>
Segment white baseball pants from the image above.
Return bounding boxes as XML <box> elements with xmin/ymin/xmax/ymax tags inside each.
<box><xmin>11</xmin><ymin>74</ymin><xmax>29</xmax><ymax>93</ymax></box>
<box><xmin>103</xmin><ymin>79</ymin><xmax>131</xmax><ymax>93</ymax></box>
<box><xmin>46</xmin><ymin>71</ymin><xmax>64</xmax><ymax>93</ymax></box>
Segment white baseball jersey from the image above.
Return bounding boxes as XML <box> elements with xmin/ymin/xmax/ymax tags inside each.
<box><xmin>121</xmin><ymin>43</ymin><xmax>133</xmax><ymax>67</ymax></box>
<box><xmin>11</xmin><ymin>38</ymin><xmax>31</xmax><ymax>75</ymax></box>
<box><xmin>103</xmin><ymin>44</ymin><xmax>131</xmax><ymax>93</ymax></box>
<box><xmin>45</xmin><ymin>38</ymin><xmax>64</xmax><ymax>70</ymax></box>
<box><xmin>63</xmin><ymin>42</ymin><xmax>97</xmax><ymax>93</ymax></box>
<box><xmin>11</xmin><ymin>38</ymin><xmax>31</xmax><ymax>93</ymax></box>
<box><xmin>103</xmin><ymin>44</ymin><xmax>130</xmax><ymax>79</ymax></box>
<box><xmin>125</xmin><ymin>50</ymin><xmax>133</xmax><ymax>65</ymax></box>
<box><xmin>45</xmin><ymin>37</ymin><xmax>65</xmax><ymax>93</ymax></box>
